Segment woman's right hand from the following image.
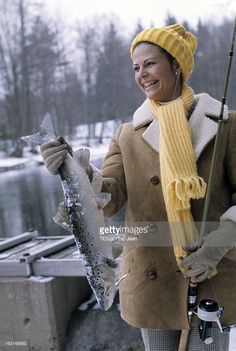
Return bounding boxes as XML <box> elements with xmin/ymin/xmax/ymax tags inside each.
<box><xmin>40</xmin><ymin>137</ymin><xmax>68</xmax><ymax>175</ymax></box>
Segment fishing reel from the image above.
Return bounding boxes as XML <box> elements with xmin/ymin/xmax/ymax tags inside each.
<box><xmin>188</xmin><ymin>284</ymin><xmax>224</xmax><ymax>345</ymax></box>
<box><xmin>197</xmin><ymin>299</ymin><xmax>224</xmax><ymax>344</ymax></box>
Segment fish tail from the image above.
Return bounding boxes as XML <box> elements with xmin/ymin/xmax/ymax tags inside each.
<box><xmin>20</xmin><ymin>113</ymin><xmax>57</xmax><ymax>146</ymax></box>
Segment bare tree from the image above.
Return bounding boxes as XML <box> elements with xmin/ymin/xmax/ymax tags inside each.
<box><xmin>75</xmin><ymin>19</ymin><xmax>101</xmax><ymax>145</ymax></box>
<box><xmin>0</xmin><ymin>0</ymin><xmax>35</xmax><ymax>155</ymax></box>
<box><xmin>95</xmin><ymin>20</ymin><xmax>143</xmax><ymax>128</ymax></box>
<box><xmin>0</xmin><ymin>0</ymin><xmax>23</xmax><ymax>151</ymax></box>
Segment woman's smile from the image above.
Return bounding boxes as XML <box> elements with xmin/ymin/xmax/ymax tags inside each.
<box><xmin>143</xmin><ymin>80</ymin><xmax>159</xmax><ymax>89</ymax></box>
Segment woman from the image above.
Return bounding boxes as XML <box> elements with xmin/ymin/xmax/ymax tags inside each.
<box><xmin>40</xmin><ymin>24</ymin><xmax>236</xmax><ymax>351</ymax></box>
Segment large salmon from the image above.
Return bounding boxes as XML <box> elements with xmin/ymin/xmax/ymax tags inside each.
<box><xmin>21</xmin><ymin>113</ymin><xmax>117</xmax><ymax>311</ymax></box>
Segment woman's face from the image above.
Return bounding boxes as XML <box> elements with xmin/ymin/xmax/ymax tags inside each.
<box><xmin>132</xmin><ymin>43</ymin><xmax>181</xmax><ymax>102</ymax></box>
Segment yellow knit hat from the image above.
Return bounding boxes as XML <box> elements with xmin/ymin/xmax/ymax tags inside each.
<box><xmin>130</xmin><ymin>24</ymin><xmax>197</xmax><ymax>82</ymax></box>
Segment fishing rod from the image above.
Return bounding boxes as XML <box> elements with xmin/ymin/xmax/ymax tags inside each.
<box><xmin>198</xmin><ymin>17</ymin><xmax>236</xmax><ymax>247</ymax></box>
<box><xmin>178</xmin><ymin>17</ymin><xmax>236</xmax><ymax>351</ymax></box>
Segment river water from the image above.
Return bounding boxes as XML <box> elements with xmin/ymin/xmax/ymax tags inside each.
<box><xmin>0</xmin><ymin>165</ymin><xmax>68</xmax><ymax>237</ymax></box>
<box><xmin>0</xmin><ymin>157</ymin><xmax>105</xmax><ymax>238</ymax></box>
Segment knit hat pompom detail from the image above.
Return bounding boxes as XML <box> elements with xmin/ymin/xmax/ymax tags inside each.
<box><xmin>130</xmin><ymin>24</ymin><xmax>197</xmax><ymax>82</ymax></box>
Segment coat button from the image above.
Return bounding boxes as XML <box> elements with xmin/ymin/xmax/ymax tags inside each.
<box><xmin>147</xmin><ymin>271</ymin><xmax>157</xmax><ymax>280</ymax></box>
<box><xmin>150</xmin><ymin>175</ymin><xmax>160</xmax><ymax>185</ymax></box>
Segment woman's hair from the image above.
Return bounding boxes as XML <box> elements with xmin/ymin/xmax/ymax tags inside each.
<box><xmin>159</xmin><ymin>47</ymin><xmax>175</xmax><ymax>65</ymax></box>
<box><xmin>136</xmin><ymin>41</ymin><xmax>175</xmax><ymax>65</ymax></box>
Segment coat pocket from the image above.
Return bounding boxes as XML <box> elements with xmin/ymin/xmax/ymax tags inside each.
<box><xmin>119</xmin><ymin>247</ymin><xmax>169</xmax><ymax>295</ymax></box>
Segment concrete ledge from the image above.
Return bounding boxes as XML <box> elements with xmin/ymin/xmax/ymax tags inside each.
<box><xmin>0</xmin><ymin>276</ymin><xmax>91</xmax><ymax>351</ymax></box>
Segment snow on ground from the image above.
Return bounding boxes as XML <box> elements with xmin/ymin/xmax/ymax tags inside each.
<box><xmin>0</xmin><ymin>153</ymin><xmax>44</xmax><ymax>171</ymax></box>
<box><xmin>0</xmin><ymin>144</ymin><xmax>109</xmax><ymax>172</ymax></box>
<box><xmin>0</xmin><ymin>142</ymin><xmax>109</xmax><ymax>171</ymax></box>
<box><xmin>0</xmin><ymin>157</ymin><xmax>28</xmax><ymax>168</ymax></box>
<box><xmin>0</xmin><ymin>119</ymin><xmax>118</xmax><ymax>170</ymax></box>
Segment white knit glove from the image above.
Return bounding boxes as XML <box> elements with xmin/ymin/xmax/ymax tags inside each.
<box><xmin>40</xmin><ymin>137</ymin><xmax>93</xmax><ymax>179</ymax></box>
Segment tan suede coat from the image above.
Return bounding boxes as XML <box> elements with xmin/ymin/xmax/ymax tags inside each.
<box><xmin>101</xmin><ymin>93</ymin><xmax>236</xmax><ymax>330</ymax></box>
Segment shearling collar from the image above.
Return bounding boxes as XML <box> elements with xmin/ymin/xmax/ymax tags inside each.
<box><xmin>132</xmin><ymin>93</ymin><xmax>228</xmax><ymax>160</ymax></box>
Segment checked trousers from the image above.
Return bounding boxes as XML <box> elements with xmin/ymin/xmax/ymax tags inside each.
<box><xmin>141</xmin><ymin>327</ymin><xmax>229</xmax><ymax>351</ymax></box>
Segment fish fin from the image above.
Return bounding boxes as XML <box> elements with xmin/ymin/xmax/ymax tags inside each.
<box><xmin>112</xmin><ymin>243</ymin><xmax>123</xmax><ymax>259</ymax></box>
<box><xmin>90</xmin><ymin>164</ymin><xmax>103</xmax><ymax>195</ymax></box>
<box><xmin>95</xmin><ymin>192</ymin><xmax>111</xmax><ymax>209</ymax></box>
<box><xmin>21</xmin><ymin>113</ymin><xmax>57</xmax><ymax>146</ymax></box>
<box><xmin>91</xmin><ymin>177</ymin><xmax>102</xmax><ymax>195</ymax></box>
<box><xmin>53</xmin><ymin>201</ymin><xmax>83</xmax><ymax>232</ymax></box>
<box><xmin>21</xmin><ymin>132</ymin><xmax>45</xmax><ymax>146</ymax></box>
<box><xmin>53</xmin><ymin>201</ymin><xmax>71</xmax><ymax>232</ymax></box>
<box><xmin>74</xmin><ymin>148</ymin><xmax>90</xmax><ymax>170</ymax></box>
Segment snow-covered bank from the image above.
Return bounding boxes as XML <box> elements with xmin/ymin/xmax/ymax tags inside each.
<box><xmin>0</xmin><ymin>157</ymin><xmax>28</xmax><ymax>169</ymax></box>
<box><xmin>0</xmin><ymin>153</ymin><xmax>43</xmax><ymax>172</ymax></box>
<box><xmin>0</xmin><ymin>119</ymin><xmax>118</xmax><ymax>172</ymax></box>
<box><xmin>0</xmin><ymin>141</ymin><xmax>110</xmax><ymax>172</ymax></box>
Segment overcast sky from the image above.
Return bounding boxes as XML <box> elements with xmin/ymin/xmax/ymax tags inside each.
<box><xmin>43</xmin><ymin>0</ymin><xmax>236</xmax><ymax>32</ymax></box>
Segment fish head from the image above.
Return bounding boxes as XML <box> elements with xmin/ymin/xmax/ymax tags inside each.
<box><xmin>97</xmin><ymin>284</ymin><xmax>117</xmax><ymax>311</ymax></box>
<box><xmin>90</xmin><ymin>260</ymin><xmax>117</xmax><ymax>311</ymax></box>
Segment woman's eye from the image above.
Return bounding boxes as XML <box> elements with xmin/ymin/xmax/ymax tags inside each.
<box><xmin>146</xmin><ymin>61</ymin><xmax>155</xmax><ymax>66</ymax></box>
<box><xmin>133</xmin><ymin>66</ymin><xmax>139</xmax><ymax>72</ymax></box>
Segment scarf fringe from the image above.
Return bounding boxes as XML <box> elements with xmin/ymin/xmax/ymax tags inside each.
<box><xmin>168</xmin><ymin>176</ymin><xmax>207</xmax><ymax>210</ymax></box>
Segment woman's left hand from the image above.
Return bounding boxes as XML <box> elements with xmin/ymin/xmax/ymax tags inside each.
<box><xmin>180</xmin><ymin>220</ymin><xmax>236</xmax><ymax>282</ymax></box>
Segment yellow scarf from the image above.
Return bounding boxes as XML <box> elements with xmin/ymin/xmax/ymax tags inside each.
<box><xmin>147</xmin><ymin>85</ymin><xmax>207</xmax><ymax>269</ymax></box>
